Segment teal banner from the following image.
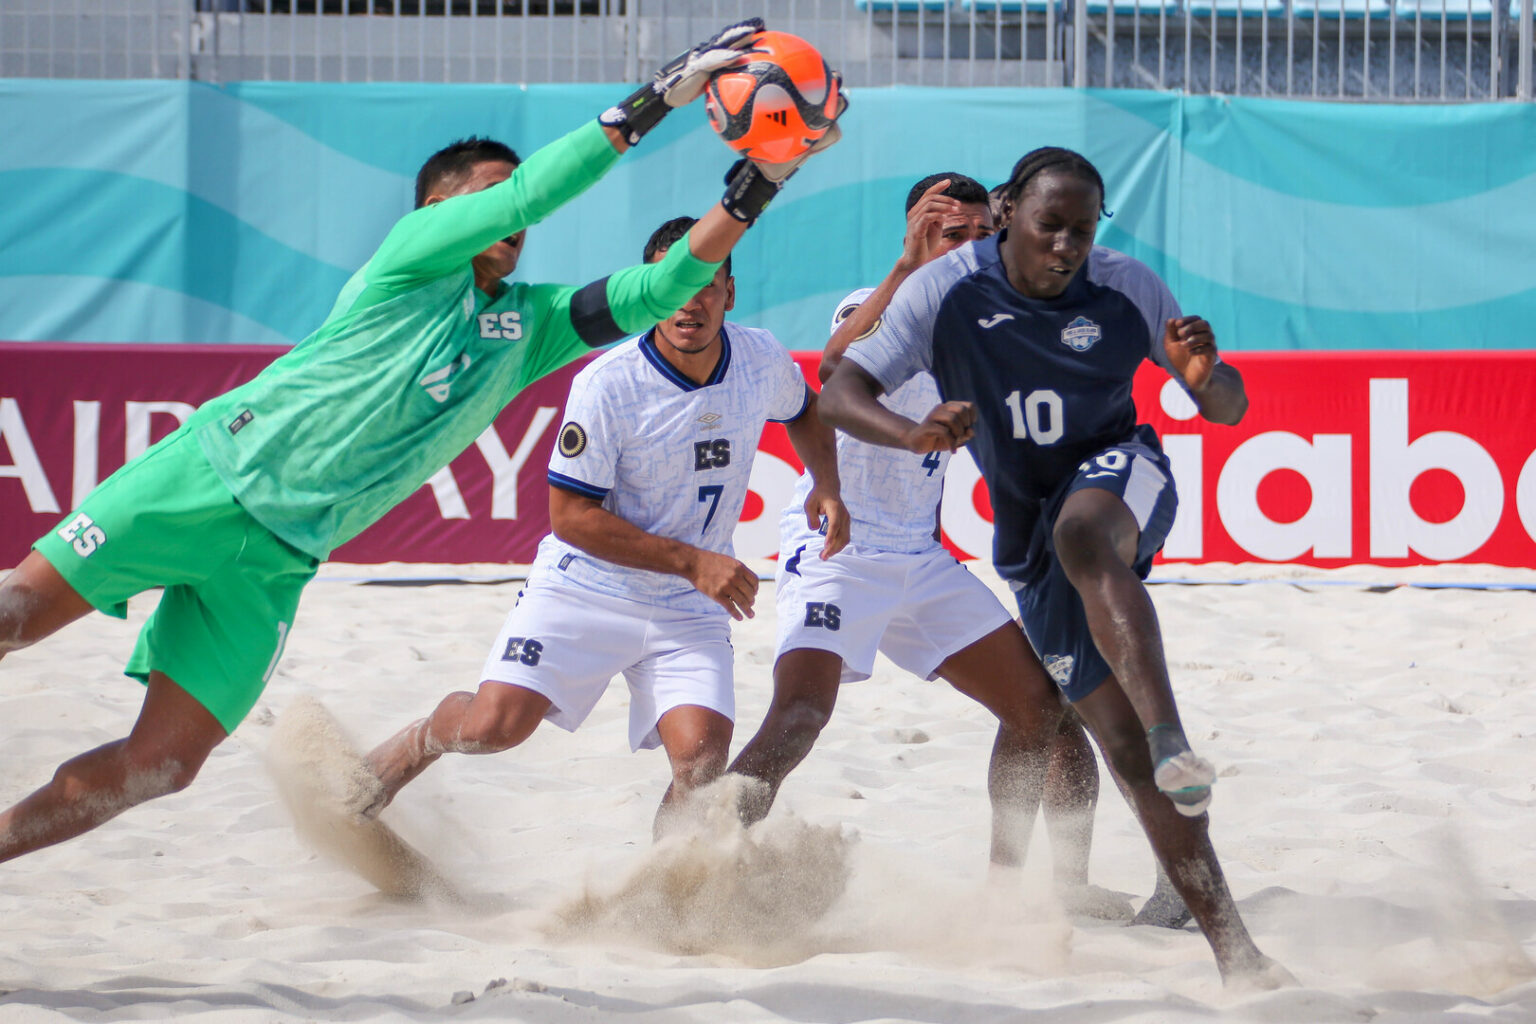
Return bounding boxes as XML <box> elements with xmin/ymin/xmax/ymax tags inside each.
<box><xmin>2</xmin><ymin>80</ymin><xmax>1532</xmax><ymax>353</ymax></box>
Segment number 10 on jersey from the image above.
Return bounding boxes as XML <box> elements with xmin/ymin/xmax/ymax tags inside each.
<box><xmin>1004</xmin><ymin>389</ymin><xmax>1064</xmax><ymax>445</ymax></box>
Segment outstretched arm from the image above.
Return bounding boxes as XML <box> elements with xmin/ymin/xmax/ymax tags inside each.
<box><xmin>370</xmin><ymin>121</ymin><xmax>626</xmax><ymax>291</ymax></box>
<box><xmin>1162</xmin><ymin>316</ymin><xmax>1247</xmax><ymax>425</ymax></box>
<box><xmin>368</xmin><ymin>21</ymin><xmax>764</xmax><ymax>292</ymax></box>
<box><xmin>783</xmin><ymin>390</ymin><xmax>849</xmax><ymax>559</ymax></box>
<box><xmin>520</xmin><ymin>172</ymin><xmax>835</xmax><ymax>386</ymax></box>
<box><xmin>533</xmin><ymin>162</ymin><xmax>824</xmax><ymax>360</ymax></box>
<box><xmin>548</xmin><ymin>487</ymin><xmax>760</xmax><ymax>620</ymax></box>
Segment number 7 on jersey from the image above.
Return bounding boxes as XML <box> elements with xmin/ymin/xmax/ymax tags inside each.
<box><xmin>697</xmin><ymin>484</ymin><xmax>724</xmax><ymax>533</ymax></box>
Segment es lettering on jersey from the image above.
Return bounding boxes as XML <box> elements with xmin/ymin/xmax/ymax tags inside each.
<box><xmin>536</xmin><ymin>323</ymin><xmax>809</xmax><ymax>613</ymax></box>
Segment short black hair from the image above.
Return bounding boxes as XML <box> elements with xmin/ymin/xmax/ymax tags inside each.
<box><xmin>995</xmin><ymin>147</ymin><xmax>1110</xmax><ymax>217</ymax></box>
<box><xmin>904</xmin><ymin>172</ymin><xmax>990</xmax><ymax>213</ymax></box>
<box><xmin>644</xmin><ymin>216</ymin><xmax>731</xmax><ymax>278</ymax></box>
<box><xmin>414</xmin><ymin>137</ymin><xmax>521</xmax><ymax>209</ymax></box>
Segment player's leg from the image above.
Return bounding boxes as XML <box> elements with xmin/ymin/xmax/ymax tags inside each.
<box><xmin>1040</xmin><ymin>706</ymin><xmax>1098</xmax><ymax>885</ymax></box>
<box><xmin>0</xmin><ymin>551</ymin><xmax>96</xmax><ymax>658</ymax></box>
<box><xmin>992</xmin><ymin>698</ymin><xmax>1100</xmax><ymax>878</ymax></box>
<box><xmin>1133</xmin><ymin>859</ymin><xmax>1192</xmax><ymax>928</ymax></box>
<box><xmin>0</xmin><ymin>669</ymin><xmax>227</xmax><ymax>863</ymax></box>
<box><xmin>3</xmin><ymin>446</ymin><xmax>316</xmax><ymax>862</ymax></box>
<box><xmin>362</xmin><ymin>578</ymin><xmax>636</xmax><ymax>817</ymax></box>
<box><xmin>623</xmin><ymin>609</ymin><xmax>738</xmax><ymax>838</ymax></box>
<box><xmin>1070</xmin><ymin>676</ymin><xmax>1286</xmax><ymax>984</ymax></box>
<box><xmin>1052</xmin><ymin>487</ymin><xmax>1179</xmax><ymax>732</ymax></box>
<box><xmin>728</xmin><ymin>541</ymin><xmax>890</xmax><ymax>825</ymax></box>
<box><xmin>873</xmin><ymin>554</ymin><xmax>1061</xmax><ymax>871</ymax></box>
<box><xmin>727</xmin><ymin>647</ymin><xmax>844</xmax><ymax>825</ymax></box>
<box><xmin>363</xmin><ymin>681</ymin><xmax>552</xmax><ymax>815</ymax></box>
<box><xmin>1050</xmin><ymin>440</ymin><xmax>1212</xmax><ymax>814</ymax></box>
<box><xmin>1078</xmin><ymin>731</ymin><xmax>1190</xmax><ymax>928</ymax></box>
<box><xmin>653</xmin><ymin>703</ymin><xmax>735</xmax><ymax>837</ymax></box>
<box><xmin>999</xmin><ymin>707</ymin><xmax>1139</xmax><ymax>921</ymax></box>
<box><xmin>932</xmin><ymin>623</ymin><xmax>1061</xmax><ymax>871</ymax></box>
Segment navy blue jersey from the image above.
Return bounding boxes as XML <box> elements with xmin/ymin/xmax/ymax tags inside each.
<box><xmin>842</xmin><ymin>235</ymin><xmax>1189</xmax><ymax>580</ymax></box>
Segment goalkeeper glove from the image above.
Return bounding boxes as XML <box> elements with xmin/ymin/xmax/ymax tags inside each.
<box><xmin>720</xmin><ymin>82</ymin><xmax>847</xmax><ymax>226</ymax></box>
<box><xmin>599</xmin><ymin>19</ymin><xmax>764</xmax><ymax>146</ymax></box>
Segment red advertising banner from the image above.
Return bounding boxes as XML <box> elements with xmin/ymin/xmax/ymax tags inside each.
<box><xmin>1129</xmin><ymin>351</ymin><xmax>1536</xmax><ymax>567</ymax></box>
<box><xmin>0</xmin><ymin>343</ymin><xmax>585</xmax><ymax>567</ymax></box>
<box><xmin>4</xmin><ymin>344</ymin><xmax>1535</xmax><ymax>569</ymax></box>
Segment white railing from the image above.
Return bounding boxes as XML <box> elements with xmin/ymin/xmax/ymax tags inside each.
<box><xmin>1</xmin><ymin>0</ymin><xmax>1530</xmax><ymax>98</ymax></box>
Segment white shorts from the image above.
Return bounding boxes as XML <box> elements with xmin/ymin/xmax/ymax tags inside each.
<box><xmin>479</xmin><ymin>576</ymin><xmax>735</xmax><ymax>751</ymax></box>
<box><xmin>773</xmin><ymin>537</ymin><xmax>1013</xmax><ymax>684</ymax></box>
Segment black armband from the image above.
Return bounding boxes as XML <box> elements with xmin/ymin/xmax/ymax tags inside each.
<box><xmin>569</xmin><ymin>277</ymin><xmax>627</xmax><ymax>347</ymax></box>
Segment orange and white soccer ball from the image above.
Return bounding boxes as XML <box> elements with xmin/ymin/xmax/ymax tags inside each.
<box><xmin>704</xmin><ymin>31</ymin><xmax>841</xmax><ymax>165</ymax></box>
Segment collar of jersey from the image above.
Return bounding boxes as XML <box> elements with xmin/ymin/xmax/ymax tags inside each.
<box><xmin>639</xmin><ymin>324</ymin><xmax>733</xmax><ymax>392</ymax></box>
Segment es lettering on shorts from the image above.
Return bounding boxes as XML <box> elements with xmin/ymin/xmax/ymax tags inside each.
<box><xmin>501</xmin><ymin>636</ymin><xmax>544</xmax><ymax>666</ymax></box>
<box><xmin>804</xmin><ymin>601</ymin><xmax>841</xmax><ymax>630</ymax></box>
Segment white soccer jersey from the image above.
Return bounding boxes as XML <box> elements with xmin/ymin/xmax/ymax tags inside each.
<box><xmin>532</xmin><ymin>323</ymin><xmax>809</xmax><ymax>613</ymax></box>
<box><xmin>782</xmin><ymin>288</ymin><xmax>950</xmax><ymax>554</ymax></box>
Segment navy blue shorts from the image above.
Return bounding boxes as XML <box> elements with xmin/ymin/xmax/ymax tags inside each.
<box><xmin>1011</xmin><ymin>428</ymin><xmax>1178</xmax><ymax>703</ymax></box>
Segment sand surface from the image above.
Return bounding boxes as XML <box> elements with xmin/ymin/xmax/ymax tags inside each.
<box><xmin>2</xmin><ymin>560</ymin><xmax>1533</xmax><ymax>1022</ymax></box>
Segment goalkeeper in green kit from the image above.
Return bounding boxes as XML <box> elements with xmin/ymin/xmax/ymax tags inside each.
<box><xmin>0</xmin><ymin>20</ymin><xmax>844</xmax><ymax>866</ymax></box>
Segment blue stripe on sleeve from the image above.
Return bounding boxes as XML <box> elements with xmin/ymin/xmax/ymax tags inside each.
<box><xmin>547</xmin><ymin>470</ymin><xmax>609</xmax><ymax>500</ymax></box>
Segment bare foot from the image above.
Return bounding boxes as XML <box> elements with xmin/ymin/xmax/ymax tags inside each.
<box><xmin>1221</xmin><ymin>953</ymin><xmax>1298</xmax><ymax>990</ymax></box>
<box><xmin>268</xmin><ymin>699</ymin><xmax>456</xmax><ymax>900</ymax></box>
<box><xmin>1057</xmin><ymin>882</ymin><xmax>1134</xmax><ymax>922</ymax></box>
<box><xmin>1131</xmin><ymin>884</ymin><xmax>1193</xmax><ymax>929</ymax></box>
<box><xmin>358</xmin><ymin>718</ymin><xmax>436</xmax><ymax>818</ymax></box>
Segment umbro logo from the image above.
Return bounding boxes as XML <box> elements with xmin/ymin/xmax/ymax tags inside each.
<box><xmin>977</xmin><ymin>313</ymin><xmax>1016</xmax><ymax>329</ymax></box>
<box><xmin>697</xmin><ymin>412</ymin><xmax>722</xmax><ymax>426</ymax></box>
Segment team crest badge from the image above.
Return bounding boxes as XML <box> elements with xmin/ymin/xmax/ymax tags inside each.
<box><xmin>1060</xmin><ymin>316</ymin><xmax>1102</xmax><ymax>352</ymax></box>
<box><xmin>557</xmin><ymin>421</ymin><xmax>587</xmax><ymax>458</ymax></box>
<box><xmin>1043</xmin><ymin>653</ymin><xmax>1075</xmax><ymax>686</ymax></box>
<box><xmin>835</xmin><ymin>301</ymin><xmax>881</xmax><ymax>341</ymax></box>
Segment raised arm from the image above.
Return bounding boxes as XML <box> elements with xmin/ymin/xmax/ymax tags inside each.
<box><xmin>548</xmin><ymin>488</ymin><xmax>760</xmax><ymax>621</ymax></box>
<box><xmin>367</xmin><ymin>21</ymin><xmax>766</xmax><ymax>290</ymax></box>
<box><xmin>603</xmin><ymin>207</ymin><xmax>750</xmax><ymax>333</ymax></box>
<box><xmin>819</xmin><ymin>179</ymin><xmax>964</xmax><ymax>383</ymax></box>
<box><xmin>515</xmin><ymin>208</ymin><xmax>751</xmax><ymax>387</ymax></box>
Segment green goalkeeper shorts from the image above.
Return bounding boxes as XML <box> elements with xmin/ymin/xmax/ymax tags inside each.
<box><xmin>32</xmin><ymin>425</ymin><xmax>319</xmax><ymax>733</ymax></box>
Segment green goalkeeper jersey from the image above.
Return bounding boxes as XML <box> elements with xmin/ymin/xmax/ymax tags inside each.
<box><xmin>189</xmin><ymin>120</ymin><xmax>721</xmax><ymax>560</ymax></box>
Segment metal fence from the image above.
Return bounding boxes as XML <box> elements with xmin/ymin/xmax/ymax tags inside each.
<box><xmin>2</xmin><ymin>0</ymin><xmax>1531</xmax><ymax>97</ymax></box>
